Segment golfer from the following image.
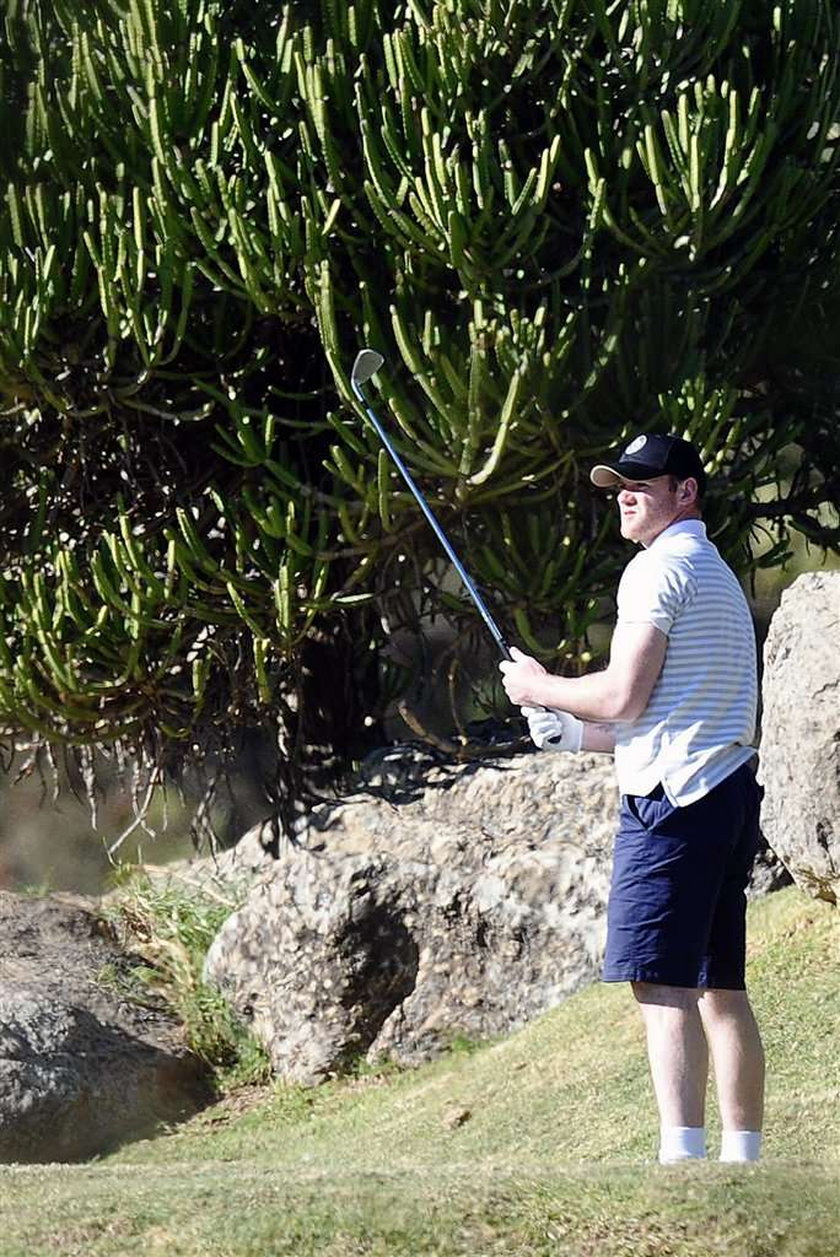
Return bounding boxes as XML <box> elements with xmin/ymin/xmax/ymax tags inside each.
<box><xmin>499</xmin><ymin>433</ymin><xmax>764</xmax><ymax>1165</ymax></box>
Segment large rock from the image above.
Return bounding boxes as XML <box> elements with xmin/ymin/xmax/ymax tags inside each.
<box><xmin>758</xmin><ymin>570</ymin><xmax>840</xmax><ymax>904</ymax></box>
<box><xmin>204</xmin><ymin>753</ymin><xmax>619</xmax><ymax>1084</ymax></box>
<box><xmin>204</xmin><ymin>738</ymin><xmax>788</xmax><ymax>1086</ymax></box>
<box><xmin>0</xmin><ymin>893</ymin><xmax>212</xmax><ymax>1162</ymax></box>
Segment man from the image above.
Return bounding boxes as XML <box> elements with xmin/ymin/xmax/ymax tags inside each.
<box><xmin>499</xmin><ymin>433</ymin><xmax>764</xmax><ymax>1165</ymax></box>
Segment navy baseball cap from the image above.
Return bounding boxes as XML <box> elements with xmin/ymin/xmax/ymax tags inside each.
<box><xmin>590</xmin><ymin>433</ymin><xmax>707</xmax><ymax>493</ymax></box>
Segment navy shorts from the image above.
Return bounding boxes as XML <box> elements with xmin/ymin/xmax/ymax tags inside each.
<box><xmin>603</xmin><ymin>762</ymin><xmax>761</xmax><ymax>989</ymax></box>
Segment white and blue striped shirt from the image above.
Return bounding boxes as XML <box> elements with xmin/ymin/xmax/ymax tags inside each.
<box><xmin>613</xmin><ymin>519</ymin><xmax>757</xmax><ymax>806</ymax></box>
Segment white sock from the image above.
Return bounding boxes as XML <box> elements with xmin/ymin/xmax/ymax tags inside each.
<box><xmin>659</xmin><ymin>1126</ymin><xmax>707</xmax><ymax>1163</ymax></box>
<box><xmin>719</xmin><ymin>1130</ymin><xmax>762</xmax><ymax>1163</ymax></box>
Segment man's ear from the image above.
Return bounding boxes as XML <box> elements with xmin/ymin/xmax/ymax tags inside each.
<box><xmin>679</xmin><ymin>477</ymin><xmax>699</xmax><ymax>505</ymax></box>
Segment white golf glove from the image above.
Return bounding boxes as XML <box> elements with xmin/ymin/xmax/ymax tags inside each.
<box><xmin>521</xmin><ymin>706</ymin><xmax>584</xmax><ymax>753</ymax></box>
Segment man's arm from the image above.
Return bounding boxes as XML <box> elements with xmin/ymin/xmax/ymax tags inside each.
<box><xmin>500</xmin><ymin>621</ymin><xmax>668</xmax><ymax>723</ymax></box>
<box><xmin>581</xmin><ymin>722</ymin><xmax>617</xmax><ymax>753</ymax></box>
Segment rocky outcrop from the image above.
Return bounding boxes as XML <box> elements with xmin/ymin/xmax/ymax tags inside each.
<box><xmin>203</xmin><ymin>752</ymin><xmax>619</xmax><ymax>1084</ymax></box>
<box><xmin>0</xmin><ymin>893</ymin><xmax>212</xmax><ymax>1163</ymax></box>
<box><xmin>758</xmin><ymin>570</ymin><xmax>840</xmax><ymax>905</ymax></box>
<box><xmin>205</xmin><ymin>743</ymin><xmax>789</xmax><ymax>1086</ymax></box>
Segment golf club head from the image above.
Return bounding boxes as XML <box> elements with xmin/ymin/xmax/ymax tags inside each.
<box><xmin>351</xmin><ymin>348</ymin><xmax>384</xmax><ymax>388</ymax></box>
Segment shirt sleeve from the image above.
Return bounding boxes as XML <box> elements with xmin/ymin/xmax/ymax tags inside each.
<box><xmin>616</xmin><ymin>550</ymin><xmax>693</xmax><ymax>636</ymax></box>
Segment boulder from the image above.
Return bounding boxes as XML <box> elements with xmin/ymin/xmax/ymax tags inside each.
<box><xmin>205</xmin><ymin>732</ymin><xmax>789</xmax><ymax>1087</ymax></box>
<box><xmin>0</xmin><ymin>893</ymin><xmax>212</xmax><ymax>1163</ymax></box>
<box><xmin>207</xmin><ymin>743</ymin><xmax>789</xmax><ymax>1086</ymax></box>
<box><xmin>758</xmin><ymin>570</ymin><xmax>840</xmax><ymax>904</ymax></box>
<box><xmin>204</xmin><ymin>752</ymin><xmax>618</xmax><ymax>1084</ymax></box>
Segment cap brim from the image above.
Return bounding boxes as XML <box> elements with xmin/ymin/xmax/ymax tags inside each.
<box><xmin>590</xmin><ymin>459</ymin><xmax>663</xmax><ymax>488</ymax></box>
<box><xmin>590</xmin><ymin>464</ymin><xmax>625</xmax><ymax>488</ymax></box>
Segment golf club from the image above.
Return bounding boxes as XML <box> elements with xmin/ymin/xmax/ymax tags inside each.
<box><xmin>350</xmin><ymin>348</ymin><xmax>512</xmax><ymax>661</ymax></box>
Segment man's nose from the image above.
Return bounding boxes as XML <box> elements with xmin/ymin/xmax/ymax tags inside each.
<box><xmin>618</xmin><ymin>485</ymin><xmax>635</xmax><ymax>504</ymax></box>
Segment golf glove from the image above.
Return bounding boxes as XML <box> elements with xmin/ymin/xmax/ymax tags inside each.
<box><xmin>522</xmin><ymin>706</ymin><xmax>584</xmax><ymax>754</ymax></box>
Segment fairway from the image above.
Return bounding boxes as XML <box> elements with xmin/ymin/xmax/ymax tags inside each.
<box><xmin>2</xmin><ymin>887</ymin><xmax>838</xmax><ymax>1256</ymax></box>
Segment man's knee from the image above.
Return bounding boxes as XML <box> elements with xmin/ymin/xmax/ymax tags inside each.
<box><xmin>632</xmin><ymin>982</ymin><xmax>701</xmax><ymax>1010</ymax></box>
<box><xmin>698</xmin><ymin>987</ymin><xmax>754</xmax><ymax>1020</ymax></box>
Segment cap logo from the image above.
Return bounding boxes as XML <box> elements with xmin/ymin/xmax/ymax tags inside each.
<box><xmin>623</xmin><ymin>435</ymin><xmax>647</xmax><ymax>456</ymax></box>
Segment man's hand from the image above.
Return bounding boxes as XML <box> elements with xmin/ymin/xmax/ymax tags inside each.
<box><xmin>499</xmin><ymin>646</ymin><xmax>549</xmax><ymax>706</ymax></box>
<box><xmin>522</xmin><ymin>706</ymin><xmax>584</xmax><ymax>753</ymax></box>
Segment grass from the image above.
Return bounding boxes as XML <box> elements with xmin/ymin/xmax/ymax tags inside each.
<box><xmin>2</xmin><ymin>886</ymin><xmax>838</xmax><ymax>1256</ymax></box>
<box><xmin>101</xmin><ymin>872</ymin><xmax>272</xmax><ymax>1089</ymax></box>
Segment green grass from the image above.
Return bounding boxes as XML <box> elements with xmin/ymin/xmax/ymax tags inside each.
<box><xmin>101</xmin><ymin>872</ymin><xmax>271</xmax><ymax>1089</ymax></box>
<box><xmin>2</xmin><ymin>886</ymin><xmax>838</xmax><ymax>1256</ymax></box>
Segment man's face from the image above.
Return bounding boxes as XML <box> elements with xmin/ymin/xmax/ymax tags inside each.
<box><xmin>616</xmin><ymin>475</ymin><xmax>684</xmax><ymax>546</ymax></box>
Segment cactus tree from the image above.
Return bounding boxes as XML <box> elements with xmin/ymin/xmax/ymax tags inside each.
<box><xmin>1</xmin><ymin>0</ymin><xmax>838</xmax><ymax>834</ymax></box>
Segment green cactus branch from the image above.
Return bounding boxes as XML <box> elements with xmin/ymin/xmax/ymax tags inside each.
<box><xmin>0</xmin><ymin>0</ymin><xmax>838</xmax><ymax>832</ymax></box>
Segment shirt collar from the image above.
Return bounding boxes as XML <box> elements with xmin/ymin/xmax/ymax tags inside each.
<box><xmin>647</xmin><ymin>518</ymin><xmax>707</xmax><ymax>549</ymax></box>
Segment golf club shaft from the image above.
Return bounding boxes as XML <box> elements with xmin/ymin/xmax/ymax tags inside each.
<box><xmin>350</xmin><ymin>377</ymin><xmax>512</xmax><ymax>661</ymax></box>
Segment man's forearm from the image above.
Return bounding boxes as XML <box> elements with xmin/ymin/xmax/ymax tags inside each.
<box><xmin>499</xmin><ymin>625</ymin><xmax>667</xmax><ymax>723</ymax></box>
<box><xmin>524</xmin><ymin>670</ymin><xmax>632</xmax><ymax>723</ymax></box>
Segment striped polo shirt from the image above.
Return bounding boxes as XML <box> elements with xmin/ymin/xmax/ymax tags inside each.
<box><xmin>613</xmin><ymin>518</ymin><xmax>757</xmax><ymax>806</ymax></box>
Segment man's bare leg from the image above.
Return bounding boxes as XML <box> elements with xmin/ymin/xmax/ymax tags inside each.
<box><xmin>632</xmin><ymin>982</ymin><xmax>709</xmax><ymax>1160</ymax></box>
<box><xmin>698</xmin><ymin>988</ymin><xmax>765</xmax><ymax>1160</ymax></box>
